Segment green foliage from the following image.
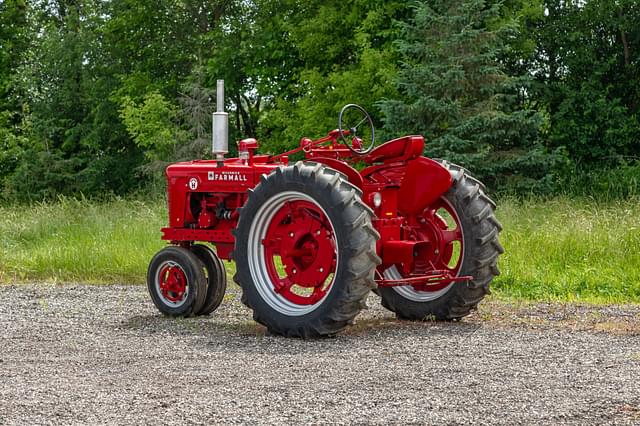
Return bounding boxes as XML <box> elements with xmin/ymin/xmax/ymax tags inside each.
<box><xmin>203</xmin><ymin>0</ymin><xmax>286</xmax><ymax>144</ymax></box>
<box><xmin>0</xmin><ymin>111</ymin><xmax>27</xmax><ymax>184</ymax></box>
<box><xmin>120</xmin><ymin>92</ymin><xmax>181</xmax><ymax>161</ymax></box>
<box><xmin>0</xmin><ymin>0</ymin><xmax>146</xmax><ymax>200</ymax></box>
<box><xmin>0</xmin><ymin>0</ymin><xmax>638</xmax><ymax>199</ymax></box>
<box><xmin>495</xmin><ymin>196</ymin><xmax>640</xmax><ymax>302</ymax></box>
<box><xmin>256</xmin><ymin>0</ymin><xmax>407</xmax><ymax>153</ymax></box>
<box><xmin>525</xmin><ymin>0</ymin><xmax>640</xmax><ymax>168</ymax></box>
<box><xmin>0</xmin><ymin>0</ymin><xmax>28</xmax><ymax>113</ymax></box>
<box><xmin>379</xmin><ymin>0</ymin><xmax>558</xmax><ymax>192</ymax></box>
<box><xmin>557</xmin><ymin>161</ymin><xmax>640</xmax><ymax>201</ymax></box>
<box><xmin>0</xmin><ymin>0</ymin><xmax>30</xmax><ymax>188</ymax></box>
<box><xmin>0</xmin><ymin>197</ymin><xmax>168</xmax><ymax>283</ymax></box>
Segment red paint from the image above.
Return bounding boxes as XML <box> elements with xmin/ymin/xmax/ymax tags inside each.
<box><xmin>238</xmin><ymin>138</ymin><xmax>258</xmax><ymax>152</ymax></box>
<box><xmin>261</xmin><ymin>200</ymin><xmax>337</xmax><ymax>305</ymax></box>
<box><xmin>158</xmin><ymin>264</ymin><xmax>187</xmax><ymax>303</ymax></box>
<box><xmin>381</xmin><ymin>240</ymin><xmax>430</xmax><ymax>266</ymax></box>
<box><xmin>159</xmin><ymin>122</ymin><xmax>469</xmax><ymax>306</ymax></box>
<box><xmin>398</xmin><ymin>157</ymin><xmax>452</xmax><ymax>215</ymax></box>
<box><xmin>376</xmin><ymin>271</ymin><xmax>472</xmax><ymax>288</ymax></box>
<box><xmin>376</xmin><ymin>197</ymin><xmax>465</xmax><ymax>291</ymax></box>
<box><xmin>308</xmin><ymin>157</ymin><xmax>364</xmax><ymax>190</ymax></box>
<box><xmin>364</xmin><ymin>135</ymin><xmax>424</xmax><ymax>164</ymax></box>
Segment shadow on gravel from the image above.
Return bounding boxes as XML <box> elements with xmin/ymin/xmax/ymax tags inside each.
<box><xmin>346</xmin><ymin>316</ymin><xmax>482</xmax><ymax>336</ymax></box>
<box><xmin>122</xmin><ymin>314</ymin><xmax>265</xmax><ymax>336</ymax></box>
<box><xmin>121</xmin><ymin>313</ymin><xmax>485</xmax><ymax>349</ymax></box>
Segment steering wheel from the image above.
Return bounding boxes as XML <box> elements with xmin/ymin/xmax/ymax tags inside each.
<box><xmin>338</xmin><ymin>104</ymin><xmax>375</xmax><ymax>155</ymax></box>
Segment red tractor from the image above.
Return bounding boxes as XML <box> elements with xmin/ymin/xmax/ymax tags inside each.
<box><xmin>147</xmin><ymin>80</ymin><xmax>503</xmax><ymax>337</ymax></box>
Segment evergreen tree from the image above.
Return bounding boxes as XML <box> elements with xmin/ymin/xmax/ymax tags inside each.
<box><xmin>380</xmin><ymin>0</ymin><xmax>557</xmax><ymax>192</ymax></box>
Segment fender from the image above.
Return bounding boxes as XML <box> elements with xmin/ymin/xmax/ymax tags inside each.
<box><xmin>397</xmin><ymin>157</ymin><xmax>452</xmax><ymax>215</ymax></box>
<box><xmin>309</xmin><ymin>157</ymin><xmax>364</xmax><ymax>190</ymax></box>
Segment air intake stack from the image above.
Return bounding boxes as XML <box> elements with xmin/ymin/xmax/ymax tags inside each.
<box><xmin>212</xmin><ymin>79</ymin><xmax>228</xmax><ymax>166</ymax></box>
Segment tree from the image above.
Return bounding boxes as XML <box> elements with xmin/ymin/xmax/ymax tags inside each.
<box><xmin>1</xmin><ymin>0</ymin><xmax>636</xmax><ymax>200</ymax></box>
<box><xmin>256</xmin><ymin>0</ymin><xmax>409</xmax><ymax>153</ymax></box>
<box><xmin>3</xmin><ymin>0</ymin><xmax>144</xmax><ymax>200</ymax></box>
<box><xmin>0</xmin><ymin>0</ymin><xmax>30</xmax><ymax>192</ymax></box>
<box><xmin>531</xmin><ymin>0</ymin><xmax>640</xmax><ymax>167</ymax></box>
<box><xmin>203</xmin><ymin>0</ymin><xmax>302</xmax><ymax>149</ymax></box>
<box><xmin>379</xmin><ymin>0</ymin><xmax>557</xmax><ymax>192</ymax></box>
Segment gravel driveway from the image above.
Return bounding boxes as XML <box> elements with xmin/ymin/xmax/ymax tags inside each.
<box><xmin>1</xmin><ymin>283</ymin><xmax>639</xmax><ymax>425</ymax></box>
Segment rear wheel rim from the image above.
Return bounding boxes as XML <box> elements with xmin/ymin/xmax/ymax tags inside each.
<box><xmin>386</xmin><ymin>197</ymin><xmax>464</xmax><ymax>302</ymax></box>
<box><xmin>155</xmin><ymin>261</ymin><xmax>189</xmax><ymax>307</ymax></box>
<box><xmin>248</xmin><ymin>191</ymin><xmax>338</xmax><ymax>316</ymax></box>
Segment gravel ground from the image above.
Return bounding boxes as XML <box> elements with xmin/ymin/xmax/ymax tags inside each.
<box><xmin>1</xmin><ymin>283</ymin><xmax>639</xmax><ymax>425</ymax></box>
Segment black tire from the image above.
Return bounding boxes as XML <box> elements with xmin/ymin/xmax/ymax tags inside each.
<box><xmin>191</xmin><ymin>244</ymin><xmax>227</xmax><ymax>315</ymax></box>
<box><xmin>378</xmin><ymin>160</ymin><xmax>504</xmax><ymax>320</ymax></box>
<box><xmin>233</xmin><ymin>162</ymin><xmax>380</xmax><ymax>338</ymax></box>
<box><xmin>147</xmin><ymin>246</ymin><xmax>208</xmax><ymax>317</ymax></box>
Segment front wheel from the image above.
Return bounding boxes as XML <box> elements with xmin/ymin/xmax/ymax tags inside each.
<box><xmin>378</xmin><ymin>161</ymin><xmax>503</xmax><ymax>320</ymax></box>
<box><xmin>191</xmin><ymin>244</ymin><xmax>227</xmax><ymax>316</ymax></box>
<box><xmin>233</xmin><ymin>162</ymin><xmax>380</xmax><ymax>338</ymax></box>
<box><xmin>147</xmin><ymin>246</ymin><xmax>208</xmax><ymax>317</ymax></box>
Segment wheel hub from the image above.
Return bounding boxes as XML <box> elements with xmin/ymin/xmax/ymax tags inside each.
<box><xmin>385</xmin><ymin>197</ymin><xmax>464</xmax><ymax>301</ymax></box>
<box><xmin>158</xmin><ymin>263</ymin><xmax>187</xmax><ymax>303</ymax></box>
<box><xmin>259</xmin><ymin>198</ymin><xmax>338</xmax><ymax>307</ymax></box>
<box><xmin>276</xmin><ymin>217</ymin><xmax>334</xmax><ymax>287</ymax></box>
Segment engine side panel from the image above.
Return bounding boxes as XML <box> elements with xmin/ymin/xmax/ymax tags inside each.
<box><xmin>163</xmin><ymin>160</ymin><xmax>281</xmax><ymax>259</ymax></box>
<box><xmin>165</xmin><ymin>160</ymin><xmax>279</xmax><ymax>228</ymax></box>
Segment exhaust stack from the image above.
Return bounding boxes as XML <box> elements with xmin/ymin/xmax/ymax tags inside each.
<box><xmin>212</xmin><ymin>79</ymin><xmax>228</xmax><ymax>165</ymax></box>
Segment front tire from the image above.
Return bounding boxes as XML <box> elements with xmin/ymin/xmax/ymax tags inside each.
<box><xmin>191</xmin><ymin>244</ymin><xmax>227</xmax><ymax>316</ymax></box>
<box><xmin>234</xmin><ymin>162</ymin><xmax>380</xmax><ymax>338</ymax></box>
<box><xmin>378</xmin><ymin>161</ymin><xmax>503</xmax><ymax>320</ymax></box>
<box><xmin>147</xmin><ymin>246</ymin><xmax>208</xmax><ymax>317</ymax></box>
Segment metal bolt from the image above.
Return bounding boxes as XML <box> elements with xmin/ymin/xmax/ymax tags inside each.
<box><xmin>316</xmin><ymin>230</ymin><xmax>321</xmax><ymax>235</ymax></box>
<box><xmin>434</xmin><ymin>249</ymin><xmax>440</xmax><ymax>255</ymax></box>
<box><xmin>289</xmin><ymin>232</ymin><xmax>294</xmax><ymax>238</ymax></box>
<box><xmin>292</xmin><ymin>268</ymin><xmax>297</xmax><ymax>274</ymax></box>
<box><xmin>319</xmin><ymin>267</ymin><xmax>324</xmax><ymax>273</ymax></box>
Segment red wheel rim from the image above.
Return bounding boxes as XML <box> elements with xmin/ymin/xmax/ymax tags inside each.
<box><xmin>413</xmin><ymin>197</ymin><xmax>464</xmax><ymax>291</ymax></box>
<box><xmin>386</xmin><ymin>197</ymin><xmax>464</xmax><ymax>297</ymax></box>
<box><xmin>157</xmin><ymin>262</ymin><xmax>188</xmax><ymax>305</ymax></box>
<box><xmin>260</xmin><ymin>199</ymin><xmax>338</xmax><ymax>307</ymax></box>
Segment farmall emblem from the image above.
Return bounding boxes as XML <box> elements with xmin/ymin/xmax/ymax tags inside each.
<box><xmin>208</xmin><ymin>171</ymin><xmax>248</xmax><ymax>182</ymax></box>
<box><xmin>188</xmin><ymin>178</ymin><xmax>199</xmax><ymax>190</ymax></box>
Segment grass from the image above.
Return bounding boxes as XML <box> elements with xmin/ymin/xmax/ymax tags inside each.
<box><xmin>0</xmin><ymin>197</ymin><xmax>167</xmax><ymax>283</ymax></box>
<box><xmin>494</xmin><ymin>196</ymin><xmax>640</xmax><ymax>303</ymax></box>
<box><xmin>1</xmin><ymin>195</ymin><xmax>639</xmax><ymax>304</ymax></box>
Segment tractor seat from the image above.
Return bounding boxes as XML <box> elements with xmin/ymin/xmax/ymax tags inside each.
<box><xmin>364</xmin><ymin>135</ymin><xmax>425</xmax><ymax>164</ymax></box>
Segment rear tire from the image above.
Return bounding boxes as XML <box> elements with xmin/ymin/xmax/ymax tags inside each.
<box><xmin>191</xmin><ymin>244</ymin><xmax>227</xmax><ymax>316</ymax></box>
<box><xmin>147</xmin><ymin>246</ymin><xmax>208</xmax><ymax>317</ymax></box>
<box><xmin>378</xmin><ymin>161</ymin><xmax>503</xmax><ymax>320</ymax></box>
<box><xmin>234</xmin><ymin>162</ymin><xmax>380</xmax><ymax>338</ymax></box>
